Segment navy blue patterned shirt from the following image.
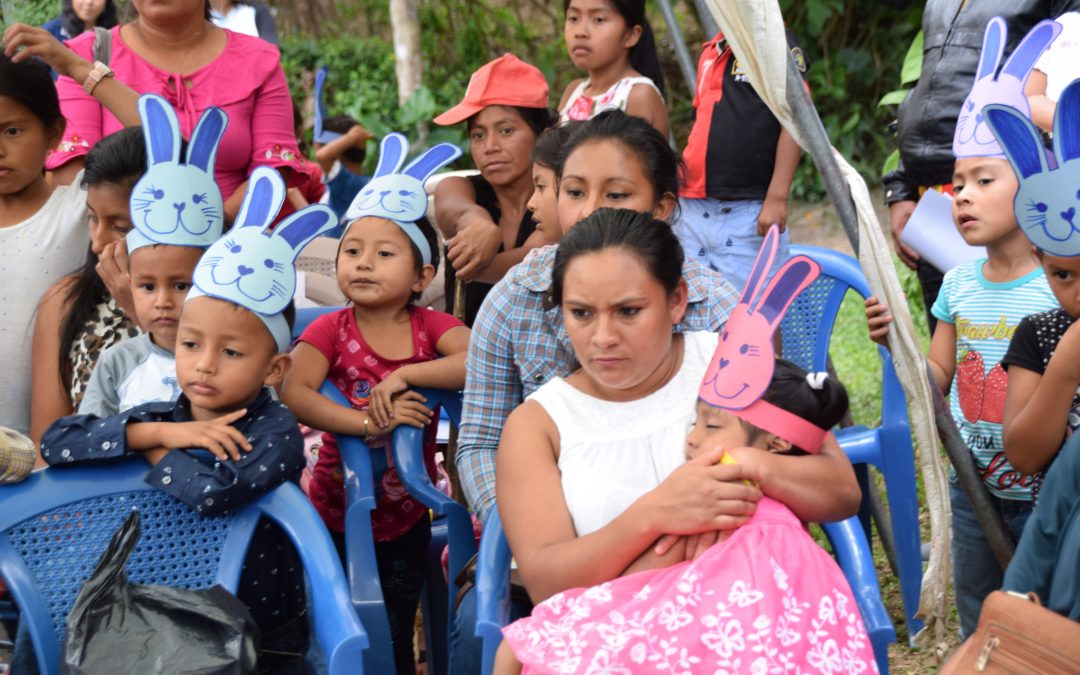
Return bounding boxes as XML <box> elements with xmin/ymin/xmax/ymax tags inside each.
<box><xmin>41</xmin><ymin>388</ymin><xmax>304</xmax><ymax>516</ymax></box>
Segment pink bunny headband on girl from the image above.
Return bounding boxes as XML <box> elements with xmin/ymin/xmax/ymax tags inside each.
<box><xmin>698</xmin><ymin>226</ymin><xmax>826</xmax><ymax>453</ymax></box>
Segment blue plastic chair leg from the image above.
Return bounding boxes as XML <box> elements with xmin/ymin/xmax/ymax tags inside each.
<box><xmin>882</xmin><ymin>453</ymin><xmax>925</xmax><ymax>640</ymax></box>
<box><xmin>822</xmin><ymin>517</ymin><xmax>896</xmax><ymax>675</ymax></box>
<box><xmin>421</xmin><ymin>515</ymin><xmax>450</xmax><ymax>675</ymax></box>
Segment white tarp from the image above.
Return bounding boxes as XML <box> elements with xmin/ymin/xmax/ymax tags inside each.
<box><xmin>702</xmin><ymin>0</ymin><xmax>952</xmax><ymax>650</ymax></box>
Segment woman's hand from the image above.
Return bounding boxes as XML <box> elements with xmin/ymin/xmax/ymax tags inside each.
<box><xmin>640</xmin><ymin>446</ymin><xmax>761</xmax><ymax>537</ymax></box>
<box><xmin>2</xmin><ymin>23</ymin><xmax>84</xmax><ymax>78</ymax></box>
<box><xmin>96</xmin><ymin>240</ymin><xmax>135</xmax><ymax>319</ymax></box>
<box><xmin>447</xmin><ymin>212</ymin><xmax>501</xmax><ymax>281</ymax></box>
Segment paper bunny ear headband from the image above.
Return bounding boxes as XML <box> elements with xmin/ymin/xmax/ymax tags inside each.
<box><xmin>953</xmin><ymin>17</ymin><xmax>1061</xmax><ymax>159</ymax></box>
<box><xmin>986</xmin><ymin>77</ymin><xmax>1080</xmax><ymax>256</ymax></box>
<box><xmin>127</xmin><ymin>94</ymin><xmax>228</xmax><ymax>254</ymax></box>
<box><xmin>698</xmin><ymin>225</ymin><xmax>826</xmax><ymax>453</ymax></box>
<box><xmin>187</xmin><ymin>167</ymin><xmax>337</xmax><ymax>352</ymax></box>
<box><xmin>344</xmin><ymin>132</ymin><xmax>462</xmax><ymax>265</ymax></box>
<box><xmin>313</xmin><ymin>66</ymin><xmax>343</xmax><ymax>145</ymax></box>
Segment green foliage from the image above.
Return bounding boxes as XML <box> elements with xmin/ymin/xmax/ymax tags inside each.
<box><xmin>277</xmin><ymin>0</ymin><xmax>923</xmax><ymax>198</ymax></box>
<box><xmin>775</xmin><ymin>0</ymin><xmax>924</xmax><ymax>200</ymax></box>
<box><xmin>1</xmin><ymin>0</ymin><xmax>56</xmax><ymax>28</ymax></box>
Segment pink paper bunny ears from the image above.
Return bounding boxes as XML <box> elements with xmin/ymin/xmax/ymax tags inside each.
<box><xmin>953</xmin><ymin>17</ymin><xmax>1060</xmax><ymax>159</ymax></box>
<box><xmin>698</xmin><ymin>226</ymin><xmax>825</xmax><ymax>453</ymax></box>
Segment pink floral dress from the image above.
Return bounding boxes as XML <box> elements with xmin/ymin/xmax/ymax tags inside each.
<box><xmin>503</xmin><ymin>498</ymin><xmax>879</xmax><ymax>675</ymax></box>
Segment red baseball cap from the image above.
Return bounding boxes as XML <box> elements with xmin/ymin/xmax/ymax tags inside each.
<box><xmin>433</xmin><ymin>54</ymin><xmax>549</xmax><ymax>126</ymax></box>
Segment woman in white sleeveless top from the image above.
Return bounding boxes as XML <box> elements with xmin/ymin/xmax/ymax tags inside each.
<box><xmin>496</xmin><ymin>208</ymin><xmax>861</xmax><ymax>605</ymax></box>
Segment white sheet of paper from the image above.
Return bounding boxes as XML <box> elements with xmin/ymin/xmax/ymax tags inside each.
<box><xmin>899</xmin><ymin>189</ymin><xmax>987</xmax><ymax>273</ymax></box>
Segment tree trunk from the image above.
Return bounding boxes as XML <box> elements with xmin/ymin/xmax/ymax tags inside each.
<box><xmin>389</xmin><ymin>0</ymin><xmax>423</xmax><ymax>106</ymax></box>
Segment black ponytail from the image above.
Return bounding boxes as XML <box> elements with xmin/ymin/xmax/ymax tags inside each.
<box><xmin>747</xmin><ymin>359</ymin><xmax>850</xmax><ymax>454</ymax></box>
<box><xmin>57</xmin><ymin>128</ymin><xmax>147</xmax><ymax>385</ymax></box>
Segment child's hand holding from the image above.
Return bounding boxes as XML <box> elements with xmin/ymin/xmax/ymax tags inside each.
<box><xmin>369</xmin><ymin>371</ymin><xmax>411</xmax><ymax>428</ymax></box>
<box><xmin>134</xmin><ymin>409</ymin><xmax>251</xmax><ymax>461</ymax></box>
<box><xmin>864</xmin><ymin>296</ymin><xmax>892</xmax><ymax>346</ymax></box>
<box><xmin>365</xmin><ymin>391</ymin><xmax>433</xmax><ymax>437</ymax></box>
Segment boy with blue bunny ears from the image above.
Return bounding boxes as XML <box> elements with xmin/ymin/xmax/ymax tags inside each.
<box><xmin>41</xmin><ymin>165</ymin><xmax>336</xmax><ymax>515</ymax></box>
<box><xmin>41</xmin><ymin>167</ymin><xmax>337</xmax><ymax>667</ymax></box>
<box><xmin>865</xmin><ymin>17</ymin><xmax>1062</xmax><ymax>637</ymax></box>
<box><xmin>79</xmin><ymin>95</ymin><xmax>227</xmax><ymax>418</ymax></box>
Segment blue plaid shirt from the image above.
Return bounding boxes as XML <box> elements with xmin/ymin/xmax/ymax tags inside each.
<box><xmin>458</xmin><ymin>245</ymin><xmax>739</xmax><ymax>520</ymax></box>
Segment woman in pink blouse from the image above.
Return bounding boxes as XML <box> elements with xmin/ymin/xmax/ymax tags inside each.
<box><xmin>3</xmin><ymin>0</ymin><xmax>311</xmax><ymax>221</ymax></box>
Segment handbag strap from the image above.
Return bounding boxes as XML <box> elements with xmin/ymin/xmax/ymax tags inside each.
<box><xmin>92</xmin><ymin>26</ymin><xmax>111</xmax><ymax>65</ymax></box>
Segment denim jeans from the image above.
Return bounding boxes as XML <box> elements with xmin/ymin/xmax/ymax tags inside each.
<box><xmin>448</xmin><ymin>585</ymin><xmax>531</xmax><ymax>675</ymax></box>
<box><xmin>950</xmin><ymin>480</ymin><xmax>1032</xmax><ymax>638</ymax></box>
<box><xmin>674</xmin><ymin>197</ymin><xmax>791</xmax><ymax>292</ymax></box>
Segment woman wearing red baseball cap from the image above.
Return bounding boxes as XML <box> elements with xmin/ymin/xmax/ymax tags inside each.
<box><xmin>433</xmin><ymin>54</ymin><xmax>557</xmax><ymax>326</ymax></box>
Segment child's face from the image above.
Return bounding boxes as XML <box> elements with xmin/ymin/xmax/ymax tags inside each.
<box><xmin>130</xmin><ymin>245</ymin><xmax>202</xmax><ymax>349</ymax></box>
<box><xmin>86</xmin><ymin>183</ymin><xmax>133</xmax><ymax>257</ymax></box>
<box><xmin>527</xmin><ymin>162</ymin><xmax>561</xmax><ymax>244</ymax></box>
<box><xmin>557</xmin><ymin>139</ymin><xmax>674</xmax><ymax>233</ymax></box>
<box><xmin>951</xmin><ymin>157</ymin><xmax>1023</xmax><ymax>248</ymax></box>
<box><xmin>175</xmin><ymin>296</ymin><xmax>288</xmax><ymax>420</ymax></box>
<box><xmin>0</xmin><ymin>96</ymin><xmax>62</xmax><ymax>196</ymax></box>
<box><xmin>564</xmin><ymin>0</ymin><xmax>641</xmax><ymax>72</ymax></box>
<box><xmin>684</xmin><ymin>401</ymin><xmax>754</xmax><ymax>461</ymax></box>
<box><xmin>1038</xmin><ymin>250</ymin><xmax>1080</xmax><ymax>318</ymax></box>
<box><xmin>336</xmin><ymin>217</ymin><xmax>433</xmax><ymax>310</ymax></box>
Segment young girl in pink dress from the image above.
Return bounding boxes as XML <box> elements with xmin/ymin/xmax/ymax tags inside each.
<box><xmin>496</xmin><ymin>226</ymin><xmax>877</xmax><ymax>674</ymax></box>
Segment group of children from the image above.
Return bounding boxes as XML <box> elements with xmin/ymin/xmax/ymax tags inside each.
<box><xmin>866</xmin><ymin>16</ymin><xmax>1080</xmax><ymax>637</ymax></box>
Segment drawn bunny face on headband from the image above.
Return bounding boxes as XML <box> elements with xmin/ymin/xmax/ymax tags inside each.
<box><xmin>129</xmin><ymin>95</ymin><xmax>227</xmax><ymax>245</ymax></box>
<box><xmin>953</xmin><ymin>17</ymin><xmax>1060</xmax><ymax>158</ymax></box>
<box><xmin>699</xmin><ymin>226</ymin><xmax>820</xmax><ymax>410</ymax></box>
<box><xmin>192</xmin><ymin>167</ymin><xmax>336</xmax><ymax>315</ymax></box>
<box><xmin>345</xmin><ymin>132</ymin><xmax>462</xmax><ymax>224</ymax></box>
<box><xmin>986</xmin><ymin>79</ymin><xmax>1080</xmax><ymax>256</ymax></box>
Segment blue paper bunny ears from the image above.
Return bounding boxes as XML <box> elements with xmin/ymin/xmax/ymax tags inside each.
<box><xmin>344</xmin><ymin>132</ymin><xmax>462</xmax><ymax>265</ymax></box>
<box><xmin>986</xmin><ymin>78</ymin><xmax>1080</xmax><ymax>256</ymax></box>
<box><xmin>186</xmin><ymin>167</ymin><xmax>337</xmax><ymax>352</ymax></box>
<box><xmin>127</xmin><ymin>94</ymin><xmax>228</xmax><ymax>254</ymax></box>
<box><xmin>313</xmin><ymin>67</ymin><xmax>343</xmax><ymax>145</ymax></box>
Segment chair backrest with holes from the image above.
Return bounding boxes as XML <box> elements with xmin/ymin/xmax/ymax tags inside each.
<box><xmin>0</xmin><ymin>460</ymin><xmax>368</xmax><ymax>675</ymax></box>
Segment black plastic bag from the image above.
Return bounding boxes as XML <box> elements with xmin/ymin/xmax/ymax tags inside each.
<box><xmin>62</xmin><ymin>510</ymin><xmax>259</xmax><ymax>675</ymax></box>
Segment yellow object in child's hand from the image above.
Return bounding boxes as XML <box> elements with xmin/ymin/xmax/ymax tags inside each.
<box><xmin>720</xmin><ymin>451</ymin><xmax>759</xmax><ymax>488</ymax></box>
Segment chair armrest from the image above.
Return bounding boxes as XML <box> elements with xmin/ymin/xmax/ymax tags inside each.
<box><xmin>390</xmin><ymin>388</ymin><xmax>475</xmax><ymax>615</ymax></box>
<box><xmin>255</xmin><ymin>484</ymin><xmax>369</xmax><ymax>675</ymax></box>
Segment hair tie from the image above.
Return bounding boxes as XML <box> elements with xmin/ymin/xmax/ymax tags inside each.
<box><xmin>806</xmin><ymin>372</ymin><xmax>828</xmax><ymax>390</ymax></box>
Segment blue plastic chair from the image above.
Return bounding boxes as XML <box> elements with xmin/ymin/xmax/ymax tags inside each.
<box><xmin>293</xmin><ymin>306</ymin><xmax>341</xmax><ymax>340</ymax></box>
<box><xmin>474</xmin><ymin>509</ymin><xmax>894</xmax><ymax>675</ymax></box>
<box><xmin>780</xmin><ymin>244</ymin><xmax>923</xmax><ymax>638</ymax></box>
<box><xmin>319</xmin><ymin>383</ymin><xmax>474</xmax><ymax>675</ymax></box>
<box><xmin>0</xmin><ymin>460</ymin><xmax>368</xmax><ymax>675</ymax></box>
